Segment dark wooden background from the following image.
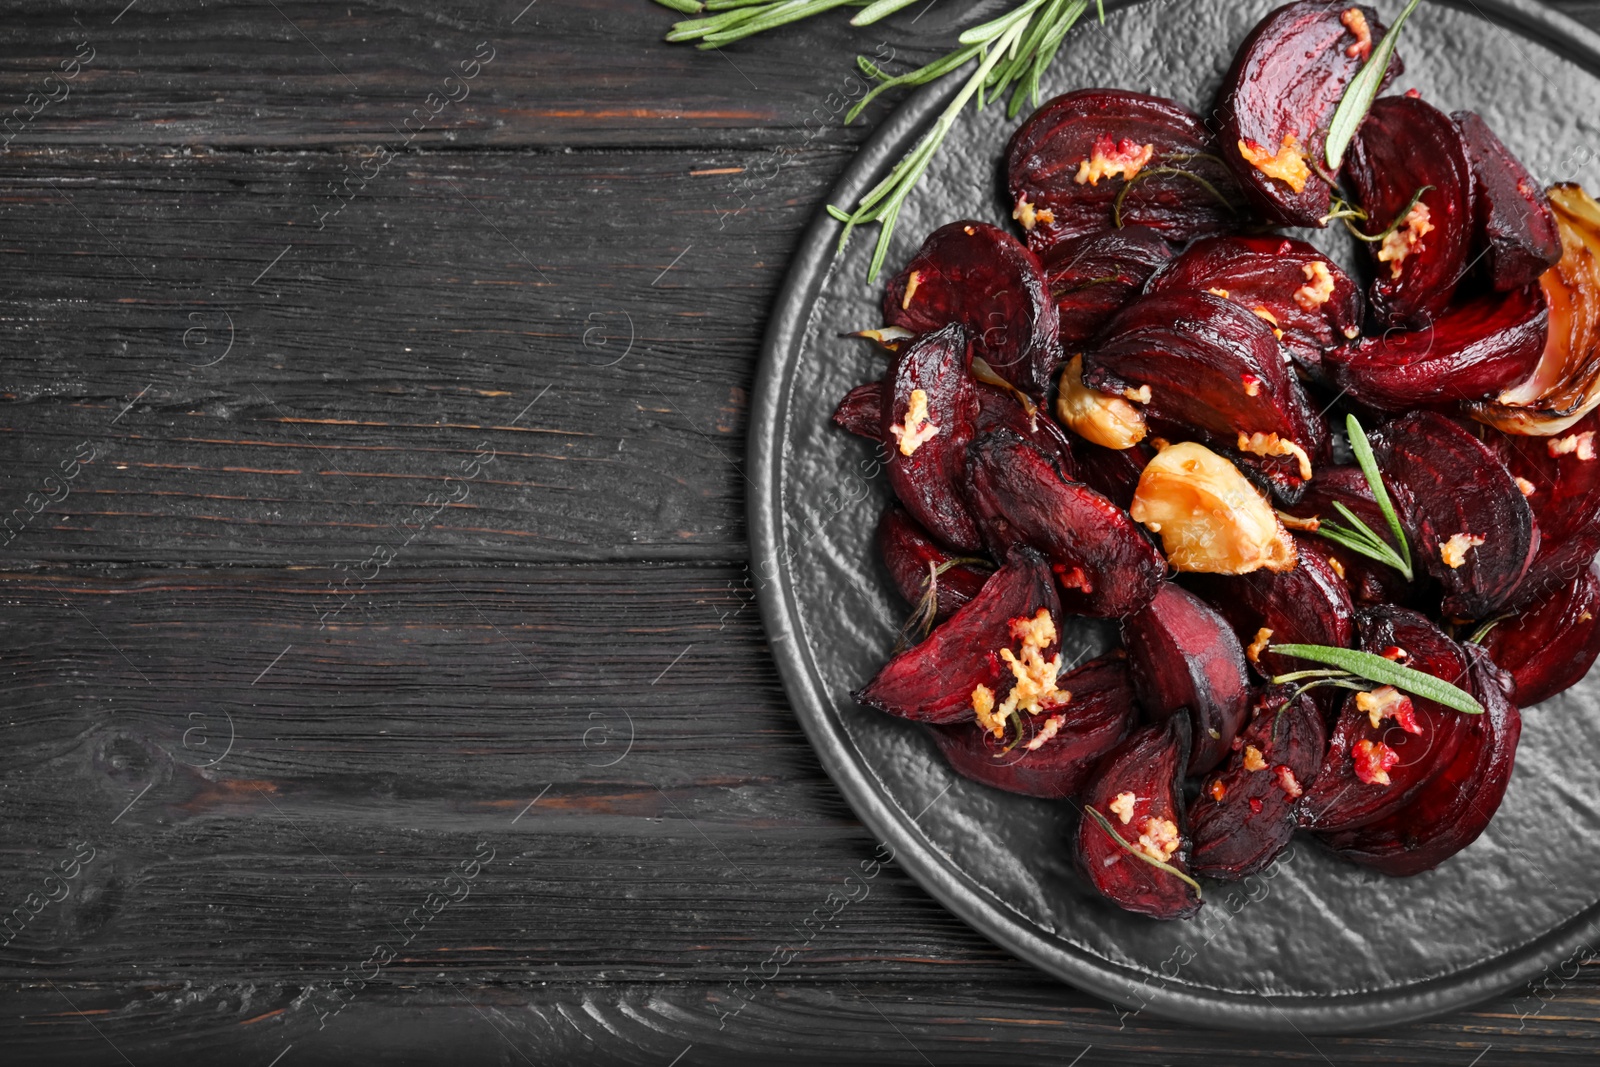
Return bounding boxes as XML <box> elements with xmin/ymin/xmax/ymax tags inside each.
<box><xmin>3</xmin><ymin>1</ymin><xmax>1599</xmax><ymax>1063</ymax></box>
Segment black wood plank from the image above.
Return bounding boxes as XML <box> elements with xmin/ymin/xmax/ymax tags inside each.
<box><xmin>0</xmin><ymin>144</ymin><xmax>856</xmax><ymax>565</ymax></box>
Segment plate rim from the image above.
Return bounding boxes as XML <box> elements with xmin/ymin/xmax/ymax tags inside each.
<box><xmin>747</xmin><ymin>0</ymin><xmax>1600</xmax><ymax>1033</ymax></box>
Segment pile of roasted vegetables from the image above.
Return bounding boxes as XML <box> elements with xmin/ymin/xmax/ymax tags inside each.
<box><xmin>833</xmin><ymin>1</ymin><xmax>1600</xmax><ymax>920</ymax></box>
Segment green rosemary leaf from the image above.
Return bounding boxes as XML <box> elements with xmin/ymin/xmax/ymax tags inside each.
<box><xmin>1345</xmin><ymin>413</ymin><xmax>1412</xmax><ymax>575</ymax></box>
<box><xmin>958</xmin><ymin>0</ymin><xmax>1048</xmax><ymax>46</ymax></box>
<box><xmin>851</xmin><ymin>0</ymin><xmax>922</xmax><ymax>25</ymax></box>
<box><xmin>1268</xmin><ymin>643</ymin><xmax>1485</xmax><ymax>715</ymax></box>
<box><xmin>1345</xmin><ymin>184</ymin><xmax>1434</xmax><ymax>243</ymax></box>
<box><xmin>1325</xmin><ymin>0</ymin><xmax>1421</xmax><ymax>170</ymax></box>
<box><xmin>654</xmin><ymin>0</ymin><xmax>706</xmax><ymax>14</ymax></box>
<box><xmin>1082</xmin><ymin>805</ymin><xmax>1203</xmax><ymax>897</ymax></box>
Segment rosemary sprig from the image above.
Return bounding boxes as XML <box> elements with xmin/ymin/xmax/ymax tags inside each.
<box><xmin>1325</xmin><ymin>0</ymin><xmax>1422</xmax><ymax>170</ymax></box>
<box><xmin>1268</xmin><ymin>644</ymin><xmax>1485</xmax><ymax>715</ymax></box>
<box><xmin>654</xmin><ymin>0</ymin><xmax>1105</xmax><ymax>283</ymax></box>
<box><xmin>1082</xmin><ymin>805</ymin><xmax>1203</xmax><ymax>897</ymax></box>
<box><xmin>1313</xmin><ymin>414</ymin><xmax>1414</xmax><ymax>581</ymax></box>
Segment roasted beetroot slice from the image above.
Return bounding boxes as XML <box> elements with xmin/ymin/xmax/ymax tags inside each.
<box><xmin>1343</xmin><ymin>95</ymin><xmax>1476</xmax><ymax>329</ymax></box>
<box><xmin>1318</xmin><ymin>645</ymin><xmax>1520</xmax><ymax>876</ymax></box>
<box><xmin>1215</xmin><ymin>2</ymin><xmax>1400</xmax><ymax>227</ymax></box>
<box><xmin>1083</xmin><ymin>289</ymin><xmax>1327</xmax><ymax>500</ymax></box>
<box><xmin>965</xmin><ymin>430</ymin><xmax>1165</xmax><ymax>618</ymax></box>
<box><xmin>975</xmin><ymin>384</ymin><xmax>1077</xmax><ymax>479</ymax></box>
<box><xmin>1146</xmin><ymin>235</ymin><xmax>1363</xmax><ymax>373</ymax></box>
<box><xmin>1375</xmin><ymin>410</ymin><xmax>1539</xmax><ymax>617</ymax></box>
<box><xmin>1484</xmin><ymin>410</ymin><xmax>1600</xmax><ymax>601</ymax></box>
<box><xmin>1123</xmin><ymin>582</ymin><xmax>1251</xmax><ymax>774</ymax></box>
<box><xmin>1191</xmin><ymin>686</ymin><xmax>1326</xmax><ymax>881</ymax></box>
<box><xmin>929</xmin><ymin>656</ymin><xmax>1137</xmax><ymax>799</ymax></box>
<box><xmin>832</xmin><ymin>380</ymin><xmax>883</xmax><ymax>440</ymax></box>
<box><xmin>1070</xmin><ymin>439</ymin><xmax>1153</xmax><ymax>511</ymax></box>
<box><xmin>855</xmin><ymin>548</ymin><xmax>1060</xmax><ymax>725</ymax></box>
<box><xmin>883</xmin><ymin>324</ymin><xmax>983</xmax><ymax>553</ymax></box>
<box><xmin>1484</xmin><ymin>564</ymin><xmax>1600</xmax><ymax>706</ymax></box>
<box><xmin>877</xmin><ymin>506</ymin><xmax>991</xmax><ymax>624</ymax></box>
<box><xmin>1298</xmin><ymin>606</ymin><xmax>1477</xmax><ymax>832</ymax></box>
<box><xmin>1454</xmin><ymin>110</ymin><xmax>1563</xmax><ymax>292</ymax></box>
<box><xmin>1044</xmin><ymin>226</ymin><xmax>1174</xmax><ymax>350</ymax></box>
<box><xmin>1325</xmin><ymin>286</ymin><xmax>1549</xmax><ymax>411</ymax></box>
<box><xmin>1006</xmin><ymin>89</ymin><xmax>1244</xmax><ymax>254</ymax></box>
<box><xmin>1186</xmin><ymin>537</ymin><xmax>1356</xmax><ymax>682</ymax></box>
<box><xmin>883</xmin><ymin>221</ymin><xmax>1059</xmax><ymax>396</ymax></box>
<box><xmin>1074</xmin><ymin>715</ymin><xmax>1201</xmax><ymax>920</ymax></box>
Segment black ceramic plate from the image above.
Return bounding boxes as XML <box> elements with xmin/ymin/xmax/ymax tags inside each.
<box><xmin>749</xmin><ymin>0</ymin><xmax>1600</xmax><ymax>1032</ymax></box>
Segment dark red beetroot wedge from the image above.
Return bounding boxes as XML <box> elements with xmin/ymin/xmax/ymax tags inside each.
<box><xmin>1215</xmin><ymin>2</ymin><xmax>1400</xmax><ymax>227</ymax></box>
<box><xmin>1318</xmin><ymin>644</ymin><xmax>1521</xmax><ymax>876</ymax></box>
<box><xmin>965</xmin><ymin>430</ymin><xmax>1165</xmax><ymax>618</ymax></box>
<box><xmin>975</xmin><ymin>384</ymin><xmax>1077</xmax><ymax>479</ymax></box>
<box><xmin>1375</xmin><ymin>411</ymin><xmax>1539</xmax><ymax>617</ymax></box>
<box><xmin>1074</xmin><ymin>715</ymin><xmax>1202</xmax><ymax>920</ymax></box>
<box><xmin>1083</xmin><ymin>289</ymin><xmax>1328</xmax><ymax>500</ymax></box>
<box><xmin>883</xmin><ymin>324</ymin><xmax>984</xmax><ymax>553</ymax></box>
<box><xmin>1298</xmin><ymin>606</ymin><xmax>1477</xmax><ymax>833</ymax></box>
<box><xmin>929</xmin><ymin>656</ymin><xmax>1137</xmax><ymax>799</ymax></box>
<box><xmin>1044</xmin><ymin>226</ymin><xmax>1174</xmax><ymax>350</ymax></box>
<box><xmin>877</xmin><ymin>506</ymin><xmax>991</xmax><ymax>625</ymax></box>
<box><xmin>883</xmin><ymin>221</ymin><xmax>1059</xmax><ymax>397</ymax></box>
<box><xmin>1006</xmin><ymin>89</ymin><xmax>1244</xmax><ymax>255</ymax></box>
<box><xmin>1123</xmin><ymin>582</ymin><xmax>1252</xmax><ymax>774</ymax></box>
<box><xmin>1070</xmin><ymin>439</ymin><xmax>1154</xmax><ymax>511</ymax></box>
<box><xmin>1483</xmin><ymin>410</ymin><xmax>1600</xmax><ymax>601</ymax></box>
<box><xmin>1186</xmin><ymin>537</ymin><xmax>1356</xmax><ymax>682</ymax></box>
<box><xmin>1483</xmin><ymin>563</ymin><xmax>1600</xmax><ymax>706</ymax></box>
<box><xmin>1454</xmin><ymin>110</ymin><xmax>1563</xmax><ymax>292</ymax></box>
<box><xmin>1280</xmin><ymin>466</ymin><xmax>1415</xmax><ymax>606</ymax></box>
<box><xmin>1343</xmin><ymin>95</ymin><xmax>1475</xmax><ymax>329</ymax></box>
<box><xmin>832</xmin><ymin>380</ymin><xmax>883</xmax><ymax>440</ymax></box>
<box><xmin>1191</xmin><ymin>686</ymin><xmax>1326</xmax><ymax>881</ymax></box>
<box><xmin>1146</xmin><ymin>235</ymin><xmax>1363</xmax><ymax>375</ymax></box>
<box><xmin>1325</xmin><ymin>286</ymin><xmax>1549</xmax><ymax>411</ymax></box>
<box><xmin>856</xmin><ymin>548</ymin><xmax>1060</xmax><ymax>725</ymax></box>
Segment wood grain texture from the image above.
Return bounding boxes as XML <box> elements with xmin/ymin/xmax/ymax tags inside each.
<box><xmin>4</xmin><ymin>1</ymin><xmax>1600</xmax><ymax>1064</ymax></box>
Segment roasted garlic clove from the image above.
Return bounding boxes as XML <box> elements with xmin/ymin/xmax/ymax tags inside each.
<box><xmin>1056</xmin><ymin>354</ymin><xmax>1148</xmax><ymax>450</ymax></box>
<box><xmin>1129</xmin><ymin>441</ymin><xmax>1297</xmax><ymax>575</ymax></box>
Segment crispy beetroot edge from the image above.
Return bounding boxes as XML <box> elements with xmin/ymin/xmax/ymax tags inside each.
<box><xmin>877</xmin><ymin>506</ymin><xmax>991</xmax><ymax>624</ymax></box>
<box><xmin>1454</xmin><ymin>109</ymin><xmax>1563</xmax><ymax>292</ymax></box>
<box><xmin>882</xmin><ymin>324</ymin><xmax>985</xmax><ymax>553</ymax></box>
<box><xmin>1484</xmin><ymin>563</ymin><xmax>1600</xmax><ymax>706</ymax></box>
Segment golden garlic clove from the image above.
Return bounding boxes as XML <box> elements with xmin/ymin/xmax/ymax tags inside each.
<box><xmin>1129</xmin><ymin>441</ymin><xmax>1297</xmax><ymax>574</ymax></box>
<box><xmin>1056</xmin><ymin>354</ymin><xmax>1147</xmax><ymax>450</ymax></box>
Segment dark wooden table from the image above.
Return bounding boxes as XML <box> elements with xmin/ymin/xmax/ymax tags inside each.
<box><xmin>3</xmin><ymin>2</ymin><xmax>1599</xmax><ymax>1063</ymax></box>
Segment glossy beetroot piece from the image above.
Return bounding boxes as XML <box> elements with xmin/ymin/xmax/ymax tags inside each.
<box><xmin>1083</xmin><ymin>289</ymin><xmax>1327</xmax><ymax>499</ymax></box>
<box><xmin>1484</xmin><ymin>564</ymin><xmax>1600</xmax><ymax>706</ymax></box>
<box><xmin>1215</xmin><ymin>1</ymin><xmax>1399</xmax><ymax>226</ymax></box>
<box><xmin>929</xmin><ymin>656</ymin><xmax>1137</xmax><ymax>799</ymax></box>
<box><xmin>1281</xmin><ymin>466</ymin><xmax>1415</xmax><ymax>606</ymax></box>
<box><xmin>1298</xmin><ymin>606</ymin><xmax>1476</xmax><ymax>833</ymax></box>
<box><xmin>1454</xmin><ymin>110</ymin><xmax>1563</xmax><ymax>292</ymax></box>
<box><xmin>1191</xmin><ymin>687</ymin><xmax>1326</xmax><ymax>881</ymax></box>
<box><xmin>1325</xmin><ymin>285</ymin><xmax>1549</xmax><ymax>411</ymax></box>
<box><xmin>1006</xmin><ymin>89</ymin><xmax>1244</xmax><ymax>254</ymax></box>
<box><xmin>832</xmin><ymin>380</ymin><xmax>883</xmax><ymax>440</ymax></box>
<box><xmin>1070</xmin><ymin>439</ymin><xmax>1153</xmax><ymax>511</ymax></box>
<box><xmin>1074</xmin><ymin>715</ymin><xmax>1201</xmax><ymax>921</ymax></box>
<box><xmin>965</xmin><ymin>430</ymin><xmax>1165</xmax><ymax>618</ymax></box>
<box><xmin>1123</xmin><ymin>582</ymin><xmax>1252</xmax><ymax>774</ymax></box>
<box><xmin>855</xmin><ymin>549</ymin><xmax>1060</xmax><ymax>725</ymax></box>
<box><xmin>1044</xmin><ymin>226</ymin><xmax>1174</xmax><ymax>350</ymax></box>
<box><xmin>883</xmin><ymin>324</ymin><xmax>983</xmax><ymax>553</ymax></box>
<box><xmin>1375</xmin><ymin>411</ymin><xmax>1539</xmax><ymax>617</ymax></box>
<box><xmin>884</xmin><ymin>221</ymin><xmax>1059</xmax><ymax>396</ymax></box>
<box><xmin>1186</xmin><ymin>536</ymin><xmax>1356</xmax><ymax>682</ymax></box>
<box><xmin>1344</xmin><ymin>95</ymin><xmax>1476</xmax><ymax>329</ymax></box>
<box><xmin>975</xmin><ymin>384</ymin><xmax>1077</xmax><ymax>479</ymax></box>
<box><xmin>1318</xmin><ymin>645</ymin><xmax>1520</xmax><ymax>876</ymax></box>
<box><xmin>1146</xmin><ymin>234</ymin><xmax>1363</xmax><ymax>373</ymax></box>
<box><xmin>1484</xmin><ymin>410</ymin><xmax>1600</xmax><ymax>601</ymax></box>
<box><xmin>877</xmin><ymin>506</ymin><xmax>991</xmax><ymax>625</ymax></box>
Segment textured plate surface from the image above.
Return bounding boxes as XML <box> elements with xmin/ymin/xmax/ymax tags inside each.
<box><xmin>749</xmin><ymin>0</ymin><xmax>1600</xmax><ymax>1032</ymax></box>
